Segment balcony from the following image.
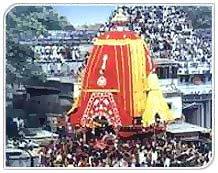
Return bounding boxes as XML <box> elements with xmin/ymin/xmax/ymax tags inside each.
<box><xmin>177</xmin><ymin>83</ymin><xmax>212</xmax><ymax>95</ymax></box>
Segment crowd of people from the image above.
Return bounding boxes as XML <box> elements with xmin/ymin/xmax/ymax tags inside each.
<box><xmin>33</xmin><ymin>30</ymin><xmax>95</xmax><ymax>63</ymax></box>
<box><xmin>33</xmin><ymin>44</ymin><xmax>81</xmax><ymax>62</ymax></box>
<box><xmin>37</xmin><ymin>30</ymin><xmax>95</xmax><ymax>41</ymax></box>
<box><xmin>38</xmin><ymin>125</ymin><xmax>212</xmax><ymax>167</ymax></box>
<box><xmin>5</xmin><ymin>115</ymin><xmax>212</xmax><ymax>168</ymax></box>
<box><xmin>7</xmin><ymin>138</ymin><xmax>38</xmax><ymax>150</ymax></box>
<box><xmin>99</xmin><ymin>6</ymin><xmax>212</xmax><ymax>71</ymax></box>
<box><xmin>33</xmin><ymin>44</ymin><xmax>89</xmax><ymax>79</ymax></box>
<box><xmin>32</xmin><ymin>6</ymin><xmax>212</xmax><ymax>80</ymax></box>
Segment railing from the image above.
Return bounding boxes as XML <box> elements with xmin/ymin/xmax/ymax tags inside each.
<box><xmin>183</xmin><ymin>94</ymin><xmax>212</xmax><ymax>101</ymax></box>
<box><xmin>177</xmin><ymin>83</ymin><xmax>212</xmax><ymax>95</ymax></box>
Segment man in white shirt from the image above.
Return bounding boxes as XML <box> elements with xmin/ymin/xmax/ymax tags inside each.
<box><xmin>151</xmin><ymin>149</ymin><xmax>158</xmax><ymax>166</ymax></box>
<box><xmin>13</xmin><ymin>117</ymin><xmax>19</xmax><ymax>130</ymax></box>
<box><xmin>164</xmin><ymin>157</ymin><xmax>171</xmax><ymax>167</ymax></box>
<box><xmin>56</xmin><ymin>153</ymin><xmax>63</xmax><ymax>163</ymax></box>
<box><xmin>139</xmin><ymin>149</ymin><xmax>146</xmax><ymax>165</ymax></box>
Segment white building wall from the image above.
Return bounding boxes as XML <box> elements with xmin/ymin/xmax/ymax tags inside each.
<box><xmin>165</xmin><ymin>96</ymin><xmax>182</xmax><ymax>119</ymax></box>
<box><xmin>159</xmin><ymin>79</ymin><xmax>178</xmax><ymax>88</ymax></box>
<box><xmin>177</xmin><ymin>83</ymin><xmax>212</xmax><ymax>95</ymax></box>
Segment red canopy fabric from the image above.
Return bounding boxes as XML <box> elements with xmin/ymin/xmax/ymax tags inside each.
<box><xmin>69</xmin><ymin>31</ymin><xmax>155</xmax><ymax>128</ymax></box>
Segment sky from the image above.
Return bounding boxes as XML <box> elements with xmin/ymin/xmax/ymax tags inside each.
<box><xmin>53</xmin><ymin>5</ymin><xmax>116</xmax><ymax>26</ymax></box>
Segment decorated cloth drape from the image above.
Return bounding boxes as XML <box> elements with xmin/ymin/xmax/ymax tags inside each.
<box><xmin>142</xmin><ymin>73</ymin><xmax>175</xmax><ymax>126</ymax></box>
<box><xmin>68</xmin><ymin>31</ymin><xmax>175</xmax><ymax>128</ymax></box>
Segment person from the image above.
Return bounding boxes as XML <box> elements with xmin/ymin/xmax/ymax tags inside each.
<box><xmin>154</xmin><ymin>113</ymin><xmax>161</xmax><ymax>124</ymax></box>
<box><xmin>139</xmin><ymin>149</ymin><xmax>146</xmax><ymax>165</ymax></box>
<box><xmin>18</xmin><ymin>140</ymin><xmax>26</xmax><ymax>149</ymax></box>
<box><xmin>151</xmin><ymin>148</ymin><xmax>158</xmax><ymax>166</ymax></box>
<box><xmin>18</xmin><ymin>117</ymin><xmax>24</xmax><ymax>130</ymax></box>
<box><xmin>27</xmin><ymin>139</ymin><xmax>34</xmax><ymax>150</ymax></box>
<box><xmin>55</xmin><ymin>153</ymin><xmax>63</xmax><ymax>164</ymax></box>
<box><xmin>39</xmin><ymin>150</ymin><xmax>46</xmax><ymax>167</ymax></box>
<box><xmin>164</xmin><ymin>156</ymin><xmax>171</xmax><ymax>167</ymax></box>
<box><xmin>129</xmin><ymin>153</ymin><xmax>135</xmax><ymax>167</ymax></box>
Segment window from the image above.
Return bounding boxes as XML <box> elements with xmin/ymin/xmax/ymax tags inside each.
<box><xmin>159</xmin><ymin>67</ymin><xmax>164</xmax><ymax>79</ymax></box>
<box><xmin>180</xmin><ymin>77</ymin><xmax>183</xmax><ymax>83</ymax></box>
<box><xmin>172</xmin><ymin>66</ymin><xmax>178</xmax><ymax>78</ymax></box>
<box><xmin>185</xmin><ymin>76</ymin><xmax>189</xmax><ymax>83</ymax></box>
<box><xmin>156</xmin><ymin>67</ymin><xmax>161</xmax><ymax>79</ymax></box>
<box><xmin>166</xmin><ymin>67</ymin><xmax>169</xmax><ymax>79</ymax></box>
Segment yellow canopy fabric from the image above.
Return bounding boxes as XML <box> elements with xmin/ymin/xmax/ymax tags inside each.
<box><xmin>129</xmin><ymin>40</ymin><xmax>147</xmax><ymax>116</ymax></box>
<box><xmin>142</xmin><ymin>73</ymin><xmax>175</xmax><ymax>127</ymax></box>
<box><xmin>67</xmin><ymin>96</ymin><xmax>80</xmax><ymax>114</ymax></box>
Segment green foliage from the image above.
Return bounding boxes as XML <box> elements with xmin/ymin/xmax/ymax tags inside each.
<box><xmin>6</xmin><ymin>6</ymin><xmax>71</xmax><ymax>85</ymax></box>
<box><xmin>181</xmin><ymin>6</ymin><xmax>212</xmax><ymax>29</ymax></box>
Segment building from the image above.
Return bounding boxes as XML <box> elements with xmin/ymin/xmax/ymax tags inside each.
<box><xmin>155</xmin><ymin>58</ymin><xmax>212</xmax><ymax>129</ymax></box>
<box><xmin>7</xmin><ymin>78</ymin><xmax>74</xmax><ymax>129</ymax></box>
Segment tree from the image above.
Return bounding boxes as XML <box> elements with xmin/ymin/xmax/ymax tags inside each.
<box><xmin>6</xmin><ymin>6</ymin><xmax>72</xmax><ymax>85</ymax></box>
<box><xmin>181</xmin><ymin>6</ymin><xmax>212</xmax><ymax>29</ymax></box>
